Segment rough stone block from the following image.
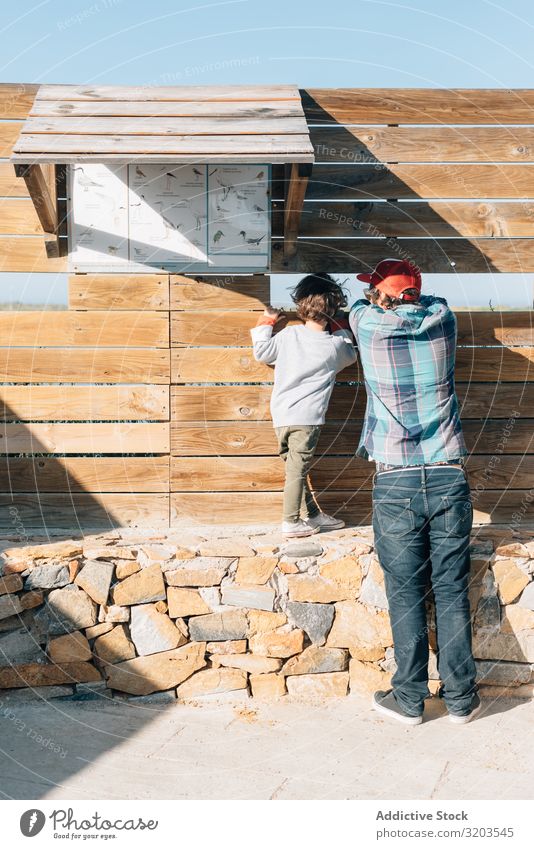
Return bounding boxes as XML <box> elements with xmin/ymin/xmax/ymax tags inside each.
<box><xmin>115</xmin><ymin>560</ymin><xmax>141</xmax><ymax>580</ymax></box>
<box><xmin>286</xmin><ymin>671</ymin><xmax>349</xmax><ymax>699</ymax></box>
<box><xmin>492</xmin><ymin>560</ymin><xmax>530</xmax><ymax>605</ymax></box>
<box><xmin>349</xmin><ymin>658</ymin><xmax>392</xmax><ymax>694</ymax></box>
<box><xmin>112</xmin><ymin>563</ymin><xmax>165</xmax><ymax>606</ymax></box>
<box><xmin>0</xmin><ymin>574</ymin><xmax>23</xmax><ymax>595</ymax></box>
<box><xmin>249</xmin><ymin>672</ymin><xmax>286</xmax><ymax>699</ymax></box>
<box><xmin>246</xmin><ymin>610</ymin><xmax>287</xmax><ymax>636</ymax></box>
<box><xmin>287</xmin><ymin>575</ymin><xmax>349</xmax><ymax>603</ymax></box>
<box><xmin>286</xmin><ymin>601</ymin><xmax>334</xmax><ymax>646</ymax></box>
<box><xmin>75</xmin><ymin>560</ymin><xmax>114</xmax><ymax>605</ymax></box>
<box><xmin>98</xmin><ymin>604</ymin><xmax>130</xmax><ymax>623</ymax></box>
<box><xmin>19</xmin><ymin>590</ymin><xmax>44</xmax><ymax>611</ymax></box>
<box><xmin>48</xmin><ymin>631</ymin><xmax>92</xmax><ymax>663</ymax></box>
<box><xmin>188</xmin><ymin>610</ymin><xmax>248</xmax><ymax>642</ymax></box>
<box><xmin>167</xmin><ymin>587</ymin><xmax>211</xmax><ymax>618</ymax></box>
<box><xmin>24</xmin><ymin>564</ymin><xmax>70</xmax><ymax>591</ymax></box>
<box><xmin>130</xmin><ymin>604</ymin><xmax>187</xmax><ymax>656</ymax></box>
<box><xmin>249</xmin><ymin>626</ymin><xmax>304</xmax><ymax>658</ymax></box>
<box><xmin>500</xmin><ymin>605</ymin><xmax>534</xmax><ymax>633</ymax></box>
<box><xmin>282</xmin><ymin>646</ymin><xmax>348</xmax><ymax>676</ymax></box>
<box><xmin>105</xmin><ymin>641</ymin><xmax>206</xmax><ymax>695</ymax></box>
<box><xmin>164</xmin><ymin>557</ymin><xmax>232</xmax><ymax>587</ymax></box>
<box><xmin>94</xmin><ymin>624</ymin><xmax>136</xmax><ymax>664</ymax></box>
<box><xmin>518</xmin><ymin>582</ymin><xmax>534</xmax><ymax>610</ymax></box>
<box><xmin>235</xmin><ymin>557</ymin><xmax>278</xmax><ymax>585</ymax></box>
<box><xmin>0</xmin><ymin>660</ymin><xmax>101</xmax><ymax>689</ymax></box>
<box><xmin>0</xmin><ymin>628</ymin><xmax>47</xmax><ymax>665</ymax></box>
<box><xmin>221</xmin><ymin>583</ymin><xmax>275</xmax><ymax>612</ymax></box>
<box><xmin>327</xmin><ymin>601</ymin><xmax>393</xmax><ymax>650</ymax></box>
<box><xmin>176</xmin><ymin>667</ymin><xmax>246</xmax><ymax>699</ymax></box>
<box><xmin>358</xmin><ymin>559</ymin><xmax>388</xmax><ymax>609</ymax></box>
<box><xmin>46</xmin><ymin>585</ymin><xmax>98</xmax><ymax>634</ymax></box>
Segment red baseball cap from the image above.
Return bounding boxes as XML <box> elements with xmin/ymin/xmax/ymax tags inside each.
<box><xmin>357</xmin><ymin>258</ymin><xmax>422</xmax><ymax>302</ymax></box>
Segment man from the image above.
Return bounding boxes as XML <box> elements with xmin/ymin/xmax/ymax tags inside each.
<box><xmin>349</xmin><ymin>259</ymin><xmax>479</xmax><ymax>725</ymax></box>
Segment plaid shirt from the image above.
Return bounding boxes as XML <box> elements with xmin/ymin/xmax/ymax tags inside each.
<box><xmin>349</xmin><ymin>296</ymin><xmax>467</xmax><ymax>466</ymax></box>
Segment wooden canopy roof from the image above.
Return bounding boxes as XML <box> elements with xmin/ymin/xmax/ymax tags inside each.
<box><xmin>10</xmin><ymin>84</ymin><xmax>314</xmax><ymax>164</ymax></box>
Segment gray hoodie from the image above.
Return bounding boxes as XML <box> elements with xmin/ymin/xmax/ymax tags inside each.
<box><xmin>250</xmin><ymin>323</ymin><xmax>357</xmax><ymax>427</ymax></box>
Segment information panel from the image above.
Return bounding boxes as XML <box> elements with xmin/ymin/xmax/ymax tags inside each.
<box><xmin>69</xmin><ymin>163</ymin><xmax>270</xmax><ymax>272</ymax></box>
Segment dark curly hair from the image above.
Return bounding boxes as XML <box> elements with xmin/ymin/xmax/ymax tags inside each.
<box><xmin>364</xmin><ymin>287</ymin><xmax>420</xmax><ymax>310</ymax></box>
<box><xmin>290</xmin><ymin>273</ymin><xmax>348</xmax><ymax>322</ymax></box>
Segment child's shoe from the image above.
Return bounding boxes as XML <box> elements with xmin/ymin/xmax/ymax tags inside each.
<box><xmin>305</xmin><ymin>512</ymin><xmax>345</xmax><ymax>531</ymax></box>
<box><xmin>281</xmin><ymin>520</ymin><xmax>320</xmax><ymax>538</ymax></box>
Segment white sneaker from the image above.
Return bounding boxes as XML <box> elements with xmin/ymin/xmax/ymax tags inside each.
<box><xmin>305</xmin><ymin>512</ymin><xmax>345</xmax><ymax>531</ymax></box>
<box><xmin>281</xmin><ymin>520</ymin><xmax>320</xmax><ymax>538</ymax></box>
<box><xmin>448</xmin><ymin>693</ymin><xmax>483</xmax><ymax>724</ymax></box>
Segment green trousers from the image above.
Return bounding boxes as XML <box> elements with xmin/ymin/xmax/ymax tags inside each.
<box><xmin>274</xmin><ymin>425</ymin><xmax>322</xmax><ymax>523</ymax></box>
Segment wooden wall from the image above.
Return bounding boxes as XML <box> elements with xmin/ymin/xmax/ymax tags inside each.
<box><xmin>272</xmin><ymin>88</ymin><xmax>534</xmax><ymax>272</ymax></box>
<box><xmin>1</xmin><ymin>84</ymin><xmax>533</xmax><ymax>528</ymax></box>
<box><xmin>0</xmin><ymin>275</ymin><xmax>171</xmax><ymax>530</ymax></box>
<box><xmin>170</xmin><ymin>277</ymin><xmax>534</xmax><ymax>526</ymax></box>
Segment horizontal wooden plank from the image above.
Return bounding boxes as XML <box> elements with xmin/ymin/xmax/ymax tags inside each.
<box><xmin>171</xmin><ymin>421</ymin><xmax>359</xmax><ymax>456</ymax></box>
<box><xmin>0</xmin><ymin>237</ymin><xmax>67</xmax><ymax>272</ymax></box>
<box><xmin>455</xmin><ymin>346</ymin><xmax>534</xmax><ymax>381</ymax></box>
<box><xmin>171</xmin><ymin>454</ymin><xmax>534</xmax><ymax>492</ymax></box>
<box><xmin>273</xmin><ymin>164</ymin><xmax>534</xmax><ymax>200</ymax></box>
<box><xmin>280</xmin><ymin>200</ymin><xmax>534</xmax><ymax>239</ymax></box>
<box><xmin>455</xmin><ymin>312</ymin><xmax>534</xmax><ymax>346</ymax></box>
<box><xmin>13</xmin><ymin>152</ymin><xmax>313</xmax><ymax>164</ymax></box>
<box><xmin>0</xmin><ymin>456</ymin><xmax>169</xmax><ymax>492</ymax></box>
<box><xmin>13</xmin><ymin>133</ymin><xmax>313</xmax><ymax>157</ymax></box>
<box><xmin>271</xmin><ymin>238</ymin><xmax>534</xmax><ymax>274</ymax></box>
<box><xmin>26</xmin><ymin>116</ymin><xmax>307</xmax><ymax>136</ymax></box>
<box><xmin>171</xmin><ymin>348</ymin><xmax>278</xmax><ymax>383</ymax></box>
<box><xmin>69</xmin><ymin>275</ymin><xmax>169</xmax><ymax>309</ymax></box>
<box><xmin>37</xmin><ymin>85</ymin><xmax>301</xmax><ymax>102</ymax></box>
<box><xmin>171</xmin><ymin>420</ymin><xmax>534</xmax><ymax>456</ymax></box>
<box><xmin>0</xmin><ymin>385</ymin><xmax>169</xmax><ymax>421</ymax></box>
<box><xmin>0</xmin><ymin>423</ymin><xmax>169</xmax><ymax>454</ymax></box>
<box><xmin>171</xmin><ymin>455</ymin><xmax>372</xmax><ymax>492</ymax></box>
<box><xmin>0</xmin><ymin>311</ymin><xmax>169</xmax><ymax>347</ymax></box>
<box><xmin>0</xmin><ymin>84</ymin><xmax>38</xmax><ymax>118</ymax></box>
<box><xmin>0</xmin><ymin>198</ymin><xmax>42</xmax><ymax>234</ymax></box>
<box><xmin>170</xmin><ymin>275</ymin><xmax>270</xmax><ymax>310</ymax></box>
<box><xmin>0</xmin><ymin>349</ymin><xmax>170</xmax><ymax>383</ymax></box>
<box><xmin>171</xmin><ymin>383</ymin><xmax>534</xmax><ymax>423</ymax></box>
<box><xmin>0</xmin><ymin>122</ymin><xmax>22</xmax><ymax>157</ymax></box>
<box><xmin>310</xmin><ymin>125</ymin><xmax>534</xmax><ymax>163</ymax></box>
<box><xmin>0</xmin><ymin>162</ymin><xmax>29</xmax><ymax>196</ymax></box>
<box><xmin>301</xmin><ymin>88</ymin><xmax>534</xmax><ymax>125</ymax></box>
<box><xmin>459</xmin><ymin>383</ymin><xmax>534</xmax><ymax>419</ymax></box>
<box><xmin>171</xmin><ymin>491</ymin><xmax>365</xmax><ymax>525</ymax></box>
<box><xmin>172</xmin><ymin>346</ymin><xmax>533</xmax><ymax>383</ymax></box>
<box><xmin>171</xmin><ymin>490</ymin><xmax>532</xmax><ymax>525</ymax></box>
<box><xmin>172</xmin><ymin>311</ymin><xmax>274</xmax><ymax>346</ymax></box>
<box><xmin>32</xmin><ymin>100</ymin><xmax>304</xmax><ymax>118</ymax></box>
<box><xmin>171</xmin><ymin>310</ymin><xmax>534</xmax><ymax>348</ymax></box>
<box><xmin>0</xmin><ymin>493</ymin><xmax>169</xmax><ymax>530</ymax></box>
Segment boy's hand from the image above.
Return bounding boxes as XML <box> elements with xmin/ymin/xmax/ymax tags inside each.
<box><xmin>263</xmin><ymin>306</ymin><xmax>283</xmax><ymax>321</ymax></box>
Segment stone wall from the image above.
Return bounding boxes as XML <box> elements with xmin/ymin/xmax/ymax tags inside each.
<box><xmin>1</xmin><ymin>526</ymin><xmax>533</xmax><ymax>703</ymax></box>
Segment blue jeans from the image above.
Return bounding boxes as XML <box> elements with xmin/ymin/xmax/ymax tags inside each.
<box><xmin>372</xmin><ymin>466</ymin><xmax>477</xmax><ymax>716</ymax></box>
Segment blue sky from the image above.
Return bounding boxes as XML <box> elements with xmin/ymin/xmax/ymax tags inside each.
<box><xmin>2</xmin><ymin>0</ymin><xmax>534</xmax><ymax>305</ymax></box>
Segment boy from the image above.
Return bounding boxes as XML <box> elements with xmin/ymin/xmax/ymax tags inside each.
<box><xmin>251</xmin><ymin>273</ymin><xmax>357</xmax><ymax>538</ymax></box>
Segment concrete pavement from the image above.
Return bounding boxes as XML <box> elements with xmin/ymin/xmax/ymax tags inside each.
<box><xmin>0</xmin><ymin>693</ymin><xmax>532</xmax><ymax>800</ymax></box>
